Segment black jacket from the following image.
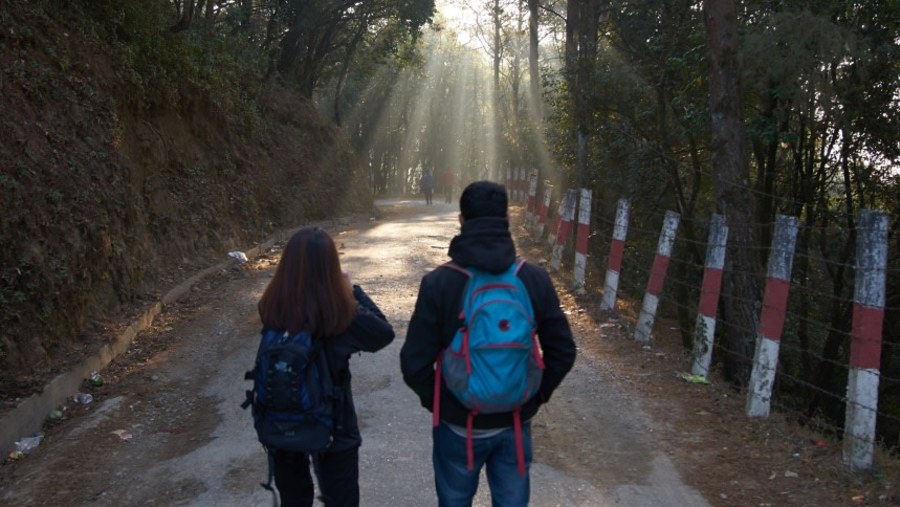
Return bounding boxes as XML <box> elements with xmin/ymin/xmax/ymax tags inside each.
<box><xmin>320</xmin><ymin>285</ymin><xmax>394</xmax><ymax>450</ymax></box>
<box><xmin>400</xmin><ymin>217</ymin><xmax>577</xmax><ymax>429</ymax></box>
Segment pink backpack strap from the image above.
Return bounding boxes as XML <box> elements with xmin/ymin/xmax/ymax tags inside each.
<box><xmin>433</xmin><ymin>355</ymin><xmax>443</xmax><ymax>428</ymax></box>
<box><xmin>513</xmin><ymin>409</ymin><xmax>526</xmax><ymax>475</ymax></box>
<box><xmin>466</xmin><ymin>411</ymin><xmax>476</xmax><ymax>471</ymax></box>
<box><xmin>514</xmin><ymin>258</ymin><xmax>532</xmax><ymax>475</ymax></box>
<box><xmin>513</xmin><ymin>257</ymin><xmax>527</xmax><ymax>275</ymax></box>
<box><xmin>443</xmin><ymin>259</ymin><xmax>526</xmax><ymax>275</ymax></box>
<box><xmin>440</xmin><ymin>261</ymin><xmax>472</xmax><ymax>277</ymax></box>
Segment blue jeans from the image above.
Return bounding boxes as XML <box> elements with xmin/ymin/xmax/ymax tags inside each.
<box><xmin>433</xmin><ymin>421</ymin><xmax>532</xmax><ymax>507</ymax></box>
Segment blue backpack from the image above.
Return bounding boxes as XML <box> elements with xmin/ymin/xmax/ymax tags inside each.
<box><xmin>434</xmin><ymin>259</ymin><xmax>544</xmax><ymax>474</ymax></box>
<box><xmin>243</xmin><ymin>329</ymin><xmax>338</xmax><ymax>452</ymax></box>
<box><xmin>243</xmin><ymin>329</ymin><xmax>341</xmax><ymax>501</ymax></box>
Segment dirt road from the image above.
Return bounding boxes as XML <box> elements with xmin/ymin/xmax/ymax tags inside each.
<box><xmin>0</xmin><ymin>199</ymin><xmax>710</xmax><ymax>506</ymax></box>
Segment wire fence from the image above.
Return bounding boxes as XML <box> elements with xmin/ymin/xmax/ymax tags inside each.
<box><xmin>506</xmin><ymin>168</ymin><xmax>899</xmax><ymax>472</ymax></box>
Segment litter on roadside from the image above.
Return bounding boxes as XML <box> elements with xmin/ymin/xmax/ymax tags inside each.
<box><xmin>679</xmin><ymin>372</ymin><xmax>711</xmax><ymax>385</ymax></box>
<box><xmin>228</xmin><ymin>251</ymin><xmax>248</xmax><ymax>263</ymax></box>
<box><xmin>13</xmin><ymin>433</ymin><xmax>44</xmax><ymax>455</ymax></box>
<box><xmin>111</xmin><ymin>429</ymin><xmax>133</xmax><ymax>441</ymax></box>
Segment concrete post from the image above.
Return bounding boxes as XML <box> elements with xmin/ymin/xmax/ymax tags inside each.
<box><xmin>601</xmin><ymin>198</ymin><xmax>630</xmax><ymax>312</ymax></box>
<box><xmin>634</xmin><ymin>210</ymin><xmax>681</xmax><ymax>343</ymax></box>
<box><xmin>843</xmin><ymin>210</ymin><xmax>888</xmax><ymax>471</ymax></box>
<box><xmin>550</xmin><ymin>189</ymin><xmax>577</xmax><ymax>272</ymax></box>
<box><xmin>537</xmin><ymin>183</ymin><xmax>552</xmax><ymax>238</ymax></box>
<box><xmin>691</xmin><ymin>214</ymin><xmax>729</xmax><ymax>378</ymax></box>
<box><xmin>574</xmin><ymin>189</ymin><xmax>592</xmax><ymax>289</ymax></box>
<box><xmin>746</xmin><ymin>214</ymin><xmax>799</xmax><ymax>418</ymax></box>
<box><xmin>548</xmin><ymin>191</ymin><xmax>565</xmax><ymax>248</ymax></box>
<box><xmin>526</xmin><ymin>170</ymin><xmax>538</xmax><ymax>228</ymax></box>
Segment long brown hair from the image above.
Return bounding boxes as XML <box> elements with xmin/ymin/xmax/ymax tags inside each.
<box><xmin>258</xmin><ymin>226</ymin><xmax>356</xmax><ymax>337</ymax></box>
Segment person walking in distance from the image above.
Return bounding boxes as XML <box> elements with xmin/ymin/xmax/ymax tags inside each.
<box><xmin>400</xmin><ymin>181</ymin><xmax>577</xmax><ymax>506</ymax></box>
<box><xmin>256</xmin><ymin>227</ymin><xmax>395</xmax><ymax>506</ymax></box>
<box><xmin>421</xmin><ymin>171</ymin><xmax>435</xmax><ymax>205</ymax></box>
<box><xmin>440</xmin><ymin>168</ymin><xmax>455</xmax><ymax>203</ymax></box>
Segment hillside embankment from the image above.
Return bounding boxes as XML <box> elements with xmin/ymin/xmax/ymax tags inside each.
<box><xmin>0</xmin><ymin>2</ymin><xmax>370</xmax><ymax>402</ymax></box>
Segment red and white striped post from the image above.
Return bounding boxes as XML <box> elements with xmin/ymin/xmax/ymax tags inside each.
<box><xmin>843</xmin><ymin>210</ymin><xmax>889</xmax><ymax>471</ymax></box>
<box><xmin>520</xmin><ymin>169</ymin><xmax>528</xmax><ymax>203</ymax></box>
<box><xmin>548</xmin><ymin>190</ymin><xmax>567</xmax><ymax>248</ymax></box>
<box><xmin>519</xmin><ymin>169</ymin><xmax>528</xmax><ymax>203</ymax></box>
<box><xmin>634</xmin><ymin>210</ymin><xmax>681</xmax><ymax>344</ymax></box>
<box><xmin>550</xmin><ymin>189</ymin><xmax>577</xmax><ymax>272</ymax></box>
<box><xmin>601</xmin><ymin>198</ymin><xmax>630</xmax><ymax>312</ymax></box>
<box><xmin>746</xmin><ymin>214</ymin><xmax>798</xmax><ymax>418</ymax></box>
<box><xmin>691</xmin><ymin>214</ymin><xmax>729</xmax><ymax>378</ymax></box>
<box><xmin>536</xmin><ymin>183</ymin><xmax>552</xmax><ymax>238</ymax></box>
<box><xmin>525</xmin><ymin>170</ymin><xmax>538</xmax><ymax>228</ymax></box>
<box><xmin>574</xmin><ymin>189</ymin><xmax>592</xmax><ymax>289</ymax></box>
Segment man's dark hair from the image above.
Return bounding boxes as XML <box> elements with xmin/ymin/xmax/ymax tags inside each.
<box><xmin>459</xmin><ymin>181</ymin><xmax>508</xmax><ymax>220</ymax></box>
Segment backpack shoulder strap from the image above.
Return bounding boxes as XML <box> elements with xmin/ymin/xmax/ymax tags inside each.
<box><xmin>440</xmin><ymin>261</ymin><xmax>472</xmax><ymax>277</ymax></box>
<box><xmin>316</xmin><ymin>335</ymin><xmax>349</xmax><ymax>432</ymax></box>
<box><xmin>444</xmin><ymin>259</ymin><xmax>526</xmax><ymax>277</ymax></box>
<box><xmin>439</xmin><ymin>261</ymin><xmax>476</xmax><ymax>322</ymax></box>
<box><xmin>512</xmin><ymin>257</ymin><xmax>527</xmax><ymax>274</ymax></box>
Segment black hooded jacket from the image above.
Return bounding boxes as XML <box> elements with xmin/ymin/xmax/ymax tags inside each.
<box><xmin>315</xmin><ymin>285</ymin><xmax>394</xmax><ymax>451</ymax></box>
<box><xmin>400</xmin><ymin>217</ymin><xmax>577</xmax><ymax>429</ymax></box>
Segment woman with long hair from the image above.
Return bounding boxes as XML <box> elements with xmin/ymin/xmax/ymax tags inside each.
<box><xmin>257</xmin><ymin>226</ymin><xmax>395</xmax><ymax>507</ymax></box>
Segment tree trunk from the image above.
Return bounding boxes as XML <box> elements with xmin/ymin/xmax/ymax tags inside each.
<box><xmin>492</xmin><ymin>0</ymin><xmax>504</xmax><ymax>180</ymax></box>
<box><xmin>527</xmin><ymin>0</ymin><xmax>542</xmax><ymax>121</ymax></box>
<box><xmin>565</xmin><ymin>0</ymin><xmax>601</xmax><ymax>188</ymax></box>
<box><xmin>240</xmin><ymin>0</ymin><xmax>252</xmax><ymax>35</ymax></box>
<box><xmin>172</xmin><ymin>0</ymin><xmax>196</xmax><ymax>32</ymax></box>
<box><xmin>333</xmin><ymin>20</ymin><xmax>368</xmax><ymax>126</ymax></box>
<box><xmin>703</xmin><ymin>0</ymin><xmax>759</xmax><ymax>386</ymax></box>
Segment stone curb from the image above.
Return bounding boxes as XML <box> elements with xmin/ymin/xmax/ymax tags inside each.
<box><xmin>0</xmin><ymin>216</ymin><xmax>360</xmax><ymax>454</ymax></box>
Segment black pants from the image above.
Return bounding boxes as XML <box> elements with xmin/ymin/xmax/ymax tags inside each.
<box><xmin>273</xmin><ymin>446</ymin><xmax>360</xmax><ymax>507</ymax></box>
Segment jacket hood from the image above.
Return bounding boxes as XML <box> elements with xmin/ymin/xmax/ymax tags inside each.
<box><xmin>447</xmin><ymin>217</ymin><xmax>516</xmax><ymax>273</ymax></box>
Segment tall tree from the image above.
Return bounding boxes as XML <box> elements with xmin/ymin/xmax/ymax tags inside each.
<box><xmin>703</xmin><ymin>0</ymin><xmax>759</xmax><ymax>385</ymax></box>
<box><xmin>565</xmin><ymin>0</ymin><xmax>603</xmax><ymax>188</ymax></box>
<box><xmin>273</xmin><ymin>0</ymin><xmax>435</xmax><ymax>97</ymax></box>
<box><xmin>527</xmin><ymin>0</ymin><xmax>542</xmax><ymax>121</ymax></box>
<box><xmin>492</xmin><ymin>0</ymin><xmax>506</xmax><ymax>179</ymax></box>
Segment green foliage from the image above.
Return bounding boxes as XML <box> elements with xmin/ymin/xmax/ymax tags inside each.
<box><xmin>65</xmin><ymin>0</ymin><xmax>266</xmax><ymax>121</ymax></box>
<box><xmin>264</xmin><ymin>0</ymin><xmax>434</xmax><ymax>97</ymax></box>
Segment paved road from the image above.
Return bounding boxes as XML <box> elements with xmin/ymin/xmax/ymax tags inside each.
<box><xmin>0</xmin><ymin>199</ymin><xmax>710</xmax><ymax>506</ymax></box>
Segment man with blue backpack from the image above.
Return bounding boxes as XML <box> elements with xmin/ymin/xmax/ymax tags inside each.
<box><xmin>401</xmin><ymin>180</ymin><xmax>577</xmax><ymax>507</ymax></box>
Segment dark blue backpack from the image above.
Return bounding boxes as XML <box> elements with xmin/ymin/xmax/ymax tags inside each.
<box><xmin>242</xmin><ymin>329</ymin><xmax>338</xmax><ymax>453</ymax></box>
